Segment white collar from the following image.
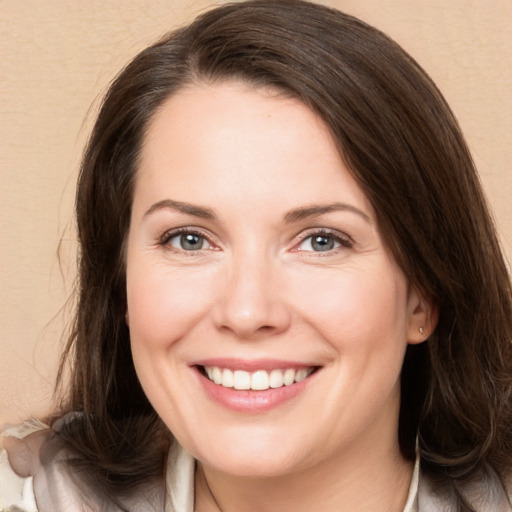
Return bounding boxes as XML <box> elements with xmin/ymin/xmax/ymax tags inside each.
<box><xmin>164</xmin><ymin>442</ymin><xmax>421</xmax><ymax>512</ymax></box>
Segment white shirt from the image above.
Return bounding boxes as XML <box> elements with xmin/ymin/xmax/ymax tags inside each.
<box><xmin>1</xmin><ymin>419</ymin><xmax>511</xmax><ymax>512</ymax></box>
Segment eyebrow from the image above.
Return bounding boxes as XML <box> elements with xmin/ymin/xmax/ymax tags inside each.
<box><xmin>144</xmin><ymin>199</ymin><xmax>217</xmax><ymax>219</ymax></box>
<box><xmin>284</xmin><ymin>203</ymin><xmax>371</xmax><ymax>223</ymax></box>
<box><xmin>144</xmin><ymin>199</ymin><xmax>370</xmax><ymax>224</ymax></box>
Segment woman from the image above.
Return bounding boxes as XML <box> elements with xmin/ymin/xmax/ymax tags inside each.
<box><xmin>2</xmin><ymin>1</ymin><xmax>511</xmax><ymax>510</ymax></box>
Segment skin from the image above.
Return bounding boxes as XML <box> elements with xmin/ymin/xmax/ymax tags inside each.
<box><xmin>125</xmin><ymin>81</ymin><xmax>434</xmax><ymax>511</ymax></box>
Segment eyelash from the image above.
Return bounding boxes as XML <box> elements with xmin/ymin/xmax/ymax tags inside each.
<box><xmin>159</xmin><ymin>227</ymin><xmax>354</xmax><ymax>254</ymax></box>
<box><xmin>293</xmin><ymin>228</ymin><xmax>354</xmax><ymax>254</ymax></box>
<box><xmin>159</xmin><ymin>227</ymin><xmax>216</xmax><ymax>253</ymax></box>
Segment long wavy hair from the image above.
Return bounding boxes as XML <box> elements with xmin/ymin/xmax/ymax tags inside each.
<box><xmin>57</xmin><ymin>0</ymin><xmax>512</xmax><ymax>508</ymax></box>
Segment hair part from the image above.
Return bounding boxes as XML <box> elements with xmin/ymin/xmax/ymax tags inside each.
<box><xmin>56</xmin><ymin>0</ymin><xmax>512</xmax><ymax>506</ymax></box>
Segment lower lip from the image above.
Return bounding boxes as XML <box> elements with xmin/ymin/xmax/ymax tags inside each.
<box><xmin>194</xmin><ymin>368</ymin><xmax>316</xmax><ymax>413</ymax></box>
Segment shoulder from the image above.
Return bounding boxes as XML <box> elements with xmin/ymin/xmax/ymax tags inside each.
<box><xmin>1</xmin><ymin>419</ymin><xmax>47</xmax><ymax>512</ymax></box>
<box><xmin>1</xmin><ymin>415</ymin><xmax>166</xmax><ymax>512</ymax></box>
<box><xmin>504</xmin><ymin>473</ymin><xmax>512</xmax><ymax>505</ymax></box>
<box><xmin>1</xmin><ymin>417</ymin><xmax>91</xmax><ymax>512</ymax></box>
<box><xmin>418</xmin><ymin>465</ymin><xmax>512</xmax><ymax>512</ymax></box>
<box><xmin>0</xmin><ymin>448</ymin><xmax>36</xmax><ymax>511</ymax></box>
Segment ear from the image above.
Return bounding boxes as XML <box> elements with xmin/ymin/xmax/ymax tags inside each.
<box><xmin>406</xmin><ymin>287</ymin><xmax>438</xmax><ymax>344</ymax></box>
<box><xmin>125</xmin><ymin>310</ymin><xmax>130</xmax><ymax>327</ymax></box>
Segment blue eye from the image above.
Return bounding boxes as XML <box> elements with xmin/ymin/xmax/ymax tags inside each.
<box><xmin>166</xmin><ymin>232</ymin><xmax>211</xmax><ymax>251</ymax></box>
<box><xmin>297</xmin><ymin>231</ymin><xmax>351</xmax><ymax>252</ymax></box>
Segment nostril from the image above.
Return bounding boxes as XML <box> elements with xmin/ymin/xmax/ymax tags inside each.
<box><xmin>212</xmin><ymin>294</ymin><xmax>292</xmax><ymax>340</ymax></box>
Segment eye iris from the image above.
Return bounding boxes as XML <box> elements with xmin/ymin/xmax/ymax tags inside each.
<box><xmin>312</xmin><ymin>235</ymin><xmax>334</xmax><ymax>251</ymax></box>
<box><xmin>181</xmin><ymin>233</ymin><xmax>203</xmax><ymax>250</ymax></box>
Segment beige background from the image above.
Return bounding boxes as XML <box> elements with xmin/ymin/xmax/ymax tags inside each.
<box><xmin>1</xmin><ymin>0</ymin><xmax>511</xmax><ymax>425</ymax></box>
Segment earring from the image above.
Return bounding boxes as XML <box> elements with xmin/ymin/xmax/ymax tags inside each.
<box><xmin>419</xmin><ymin>327</ymin><xmax>424</xmax><ymax>336</ymax></box>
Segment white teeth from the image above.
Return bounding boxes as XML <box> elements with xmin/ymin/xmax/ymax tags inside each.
<box><xmin>283</xmin><ymin>368</ymin><xmax>295</xmax><ymax>386</ymax></box>
<box><xmin>203</xmin><ymin>366</ymin><xmax>314</xmax><ymax>390</ymax></box>
<box><xmin>212</xmin><ymin>367</ymin><xmax>222</xmax><ymax>385</ymax></box>
<box><xmin>233</xmin><ymin>370</ymin><xmax>251</xmax><ymax>390</ymax></box>
<box><xmin>251</xmin><ymin>370</ymin><xmax>269</xmax><ymax>390</ymax></box>
<box><xmin>221</xmin><ymin>368</ymin><xmax>234</xmax><ymax>388</ymax></box>
<box><xmin>294</xmin><ymin>368</ymin><xmax>309</xmax><ymax>383</ymax></box>
<box><xmin>269</xmin><ymin>369</ymin><xmax>284</xmax><ymax>388</ymax></box>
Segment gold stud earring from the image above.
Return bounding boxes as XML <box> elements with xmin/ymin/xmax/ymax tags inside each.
<box><xmin>419</xmin><ymin>327</ymin><xmax>424</xmax><ymax>336</ymax></box>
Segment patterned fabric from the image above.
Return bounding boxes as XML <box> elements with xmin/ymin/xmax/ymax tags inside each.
<box><xmin>1</xmin><ymin>417</ymin><xmax>164</xmax><ymax>512</ymax></box>
<box><xmin>1</xmin><ymin>418</ymin><xmax>511</xmax><ymax>511</ymax></box>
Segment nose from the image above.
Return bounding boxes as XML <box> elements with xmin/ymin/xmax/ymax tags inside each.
<box><xmin>212</xmin><ymin>255</ymin><xmax>292</xmax><ymax>340</ymax></box>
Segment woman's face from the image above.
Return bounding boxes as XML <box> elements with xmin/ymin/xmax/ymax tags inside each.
<box><xmin>126</xmin><ymin>81</ymin><xmax>427</xmax><ymax>477</ymax></box>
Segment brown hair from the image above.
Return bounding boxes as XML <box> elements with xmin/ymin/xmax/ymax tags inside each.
<box><xmin>58</xmin><ymin>0</ymin><xmax>512</xmax><ymax>507</ymax></box>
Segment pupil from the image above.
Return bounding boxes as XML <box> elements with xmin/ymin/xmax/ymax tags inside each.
<box><xmin>181</xmin><ymin>233</ymin><xmax>201</xmax><ymax>250</ymax></box>
<box><xmin>312</xmin><ymin>235</ymin><xmax>333</xmax><ymax>251</ymax></box>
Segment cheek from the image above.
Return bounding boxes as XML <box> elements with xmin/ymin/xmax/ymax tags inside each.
<box><xmin>290</xmin><ymin>263</ymin><xmax>409</xmax><ymax>352</ymax></box>
<box><xmin>126</xmin><ymin>260</ymin><xmax>217</xmax><ymax>350</ymax></box>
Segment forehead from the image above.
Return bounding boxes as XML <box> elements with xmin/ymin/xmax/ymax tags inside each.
<box><xmin>142</xmin><ymin>80</ymin><xmax>338</xmax><ymax>162</ymax></box>
<box><xmin>135</xmin><ymin>80</ymin><xmax>373</xmax><ymax>219</ymax></box>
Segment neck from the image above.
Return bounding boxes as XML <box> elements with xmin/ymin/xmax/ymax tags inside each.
<box><xmin>194</xmin><ymin>439</ymin><xmax>414</xmax><ymax>512</ymax></box>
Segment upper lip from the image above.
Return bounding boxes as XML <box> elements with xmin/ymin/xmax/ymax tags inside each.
<box><xmin>190</xmin><ymin>358</ymin><xmax>320</xmax><ymax>372</ymax></box>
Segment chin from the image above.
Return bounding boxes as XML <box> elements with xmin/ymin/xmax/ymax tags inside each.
<box><xmin>192</xmin><ymin>430</ymin><xmax>309</xmax><ymax>478</ymax></box>
<box><xmin>202</xmin><ymin>453</ymin><xmax>302</xmax><ymax>479</ymax></box>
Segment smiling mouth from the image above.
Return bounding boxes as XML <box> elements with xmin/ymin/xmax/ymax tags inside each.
<box><xmin>200</xmin><ymin>366</ymin><xmax>317</xmax><ymax>391</ymax></box>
